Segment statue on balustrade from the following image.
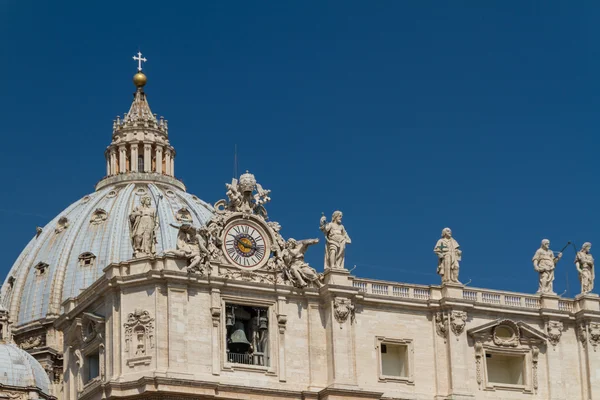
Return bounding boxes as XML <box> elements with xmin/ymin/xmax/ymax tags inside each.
<box><xmin>532</xmin><ymin>239</ymin><xmax>562</xmax><ymax>294</ymax></box>
<box><xmin>575</xmin><ymin>242</ymin><xmax>594</xmax><ymax>294</ymax></box>
<box><xmin>129</xmin><ymin>196</ymin><xmax>157</xmax><ymax>258</ymax></box>
<box><xmin>320</xmin><ymin>211</ymin><xmax>351</xmax><ymax>270</ymax></box>
<box><xmin>434</xmin><ymin>227</ymin><xmax>462</xmax><ymax>284</ymax></box>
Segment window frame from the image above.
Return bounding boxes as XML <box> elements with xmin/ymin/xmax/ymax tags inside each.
<box><xmin>482</xmin><ymin>346</ymin><xmax>533</xmax><ymax>393</ymax></box>
<box><xmin>221</xmin><ymin>296</ymin><xmax>276</xmax><ymax>375</ymax></box>
<box><xmin>375</xmin><ymin>336</ymin><xmax>414</xmax><ymax>384</ymax></box>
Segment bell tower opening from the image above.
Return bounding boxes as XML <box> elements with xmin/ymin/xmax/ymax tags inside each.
<box><xmin>225</xmin><ymin>304</ymin><xmax>269</xmax><ymax>367</ymax></box>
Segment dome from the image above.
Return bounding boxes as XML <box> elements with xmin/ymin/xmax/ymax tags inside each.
<box><xmin>0</xmin><ymin>342</ymin><xmax>51</xmax><ymax>394</ymax></box>
<box><xmin>0</xmin><ymin>182</ymin><xmax>214</xmax><ymax>326</ymax></box>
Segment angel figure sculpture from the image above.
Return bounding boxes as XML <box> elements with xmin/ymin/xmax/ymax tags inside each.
<box><xmin>165</xmin><ymin>223</ymin><xmax>212</xmax><ymax>275</ymax></box>
<box><xmin>282</xmin><ymin>238</ymin><xmax>323</xmax><ymax>288</ymax></box>
<box><xmin>320</xmin><ymin>211</ymin><xmax>351</xmax><ymax>270</ymax></box>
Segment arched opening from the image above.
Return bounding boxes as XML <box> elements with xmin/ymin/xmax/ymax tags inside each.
<box><xmin>138</xmin><ymin>155</ymin><xmax>144</xmax><ymax>173</ymax></box>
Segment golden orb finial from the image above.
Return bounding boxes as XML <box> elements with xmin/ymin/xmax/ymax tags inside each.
<box><xmin>133</xmin><ymin>72</ymin><xmax>147</xmax><ymax>87</ymax></box>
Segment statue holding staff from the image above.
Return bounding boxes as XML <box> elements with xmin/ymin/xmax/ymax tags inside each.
<box><xmin>575</xmin><ymin>242</ymin><xmax>594</xmax><ymax>294</ymax></box>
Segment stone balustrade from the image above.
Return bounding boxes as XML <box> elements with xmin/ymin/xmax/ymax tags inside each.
<box><xmin>351</xmin><ymin>277</ymin><xmax>582</xmax><ymax>313</ymax></box>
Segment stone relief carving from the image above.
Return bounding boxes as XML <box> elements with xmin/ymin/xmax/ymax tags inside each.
<box><xmin>220</xmin><ymin>267</ymin><xmax>284</xmax><ymax>285</ymax></box>
<box><xmin>124</xmin><ymin>309</ymin><xmax>154</xmax><ymax>357</ymax></box>
<box><xmin>492</xmin><ymin>320</ymin><xmax>520</xmax><ymax>347</ymax></box>
<box><xmin>165</xmin><ymin>223</ymin><xmax>213</xmax><ymax>276</ymax></box>
<box><xmin>175</xmin><ymin>207</ymin><xmax>193</xmax><ymax>223</ymax></box>
<box><xmin>575</xmin><ymin>242</ymin><xmax>594</xmax><ymax>295</ymax></box>
<box><xmin>450</xmin><ymin>310</ymin><xmax>467</xmax><ymax>336</ymax></box>
<box><xmin>474</xmin><ymin>341</ymin><xmax>483</xmax><ymax>389</ymax></box>
<box><xmin>546</xmin><ymin>321</ymin><xmax>563</xmax><ymax>348</ymax></box>
<box><xmin>90</xmin><ymin>208</ymin><xmax>108</xmax><ymax>225</ymax></box>
<box><xmin>434</xmin><ymin>227</ymin><xmax>461</xmax><ymax>284</ymax></box>
<box><xmin>129</xmin><ymin>196</ymin><xmax>157</xmax><ymax>258</ymax></box>
<box><xmin>333</xmin><ymin>298</ymin><xmax>355</xmax><ymax>326</ymax></box>
<box><xmin>589</xmin><ymin>322</ymin><xmax>600</xmax><ymax>351</ymax></box>
<box><xmin>578</xmin><ymin>323</ymin><xmax>588</xmax><ymax>346</ymax></box>
<box><xmin>55</xmin><ymin>216</ymin><xmax>69</xmax><ymax>234</ymax></box>
<box><xmin>532</xmin><ymin>239</ymin><xmax>562</xmax><ymax>294</ymax></box>
<box><xmin>532</xmin><ymin>346</ymin><xmax>539</xmax><ymax>392</ymax></box>
<box><xmin>214</xmin><ymin>171</ymin><xmax>271</xmax><ymax>218</ymax></box>
<box><xmin>435</xmin><ymin>312</ymin><xmax>448</xmax><ymax>341</ymax></box>
<box><xmin>320</xmin><ymin>211</ymin><xmax>351</xmax><ymax>270</ymax></box>
<box><xmin>19</xmin><ymin>335</ymin><xmax>43</xmax><ymax>350</ymax></box>
<box><xmin>281</xmin><ymin>238</ymin><xmax>323</xmax><ymax>289</ymax></box>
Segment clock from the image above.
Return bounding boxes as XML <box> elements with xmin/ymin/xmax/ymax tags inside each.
<box><xmin>222</xmin><ymin>220</ymin><xmax>270</xmax><ymax>269</ymax></box>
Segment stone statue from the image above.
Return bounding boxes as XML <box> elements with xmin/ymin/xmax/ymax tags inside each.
<box><xmin>532</xmin><ymin>239</ymin><xmax>562</xmax><ymax>294</ymax></box>
<box><xmin>282</xmin><ymin>238</ymin><xmax>323</xmax><ymax>288</ymax></box>
<box><xmin>165</xmin><ymin>223</ymin><xmax>212</xmax><ymax>275</ymax></box>
<box><xmin>434</xmin><ymin>228</ymin><xmax>462</xmax><ymax>284</ymax></box>
<box><xmin>320</xmin><ymin>211</ymin><xmax>351</xmax><ymax>270</ymax></box>
<box><xmin>575</xmin><ymin>242</ymin><xmax>594</xmax><ymax>294</ymax></box>
<box><xmin>216</xmin><ymin>171</ymin><xmax>271</xmax><ymax>218</ymax></box>
<box><xmin>129</xmin><ymin>196</ymin><xmax>157</xmax><ymax>258</ymax></box>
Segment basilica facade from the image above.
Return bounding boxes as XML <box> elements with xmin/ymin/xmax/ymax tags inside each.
<box><xmin>1</xmin><ymin>60</ymin><xmax>599</xmax><ymax>400</ymax></box>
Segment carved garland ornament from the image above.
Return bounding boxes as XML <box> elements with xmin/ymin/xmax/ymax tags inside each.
<box><xmin>492</xmin><ymin>320</ymin><xmax>520</xmax><ymax>347</ymax></box>
<box><xmin>333</xmin><ymin>298</ymin><xmax>355</xmax><ymax>326</ymax></box>
<box><xmin>589</xmin><ymin>322</ymin><xmax>600</xmax><ymax>351</ymax></box>
<box><xmin>435</xmin><ymin>312</ymin><xmax>448</xmax><ymax>341</ymax></box>
<box><xmin>450</xmin><ymin>310</ymin><xmax>467</xmax><ymax>336</ymax></box>
<box><xmin>546</xmin><ymin>321</ymin><xmax>563</xmax><ymax>348</ymax></box>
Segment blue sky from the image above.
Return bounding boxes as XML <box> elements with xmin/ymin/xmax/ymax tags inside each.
<box><xmin>0</xmin><ymin>1</ymin><xmax>598</xmax><ymax>296</ymax></box>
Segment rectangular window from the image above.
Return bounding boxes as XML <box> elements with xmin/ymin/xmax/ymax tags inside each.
<box><xmin>85</xmin><ymin>352</ymin><xmax>100</xmax><ymax>383</ymax></box>
<box><xmin>376</xmin><ymin>337</ymin><xmax>413</xmax><ymax>383</ymax></box>
<box><xmin>381</xmin><ymin>343</ymin><xmax>408</xmax><ymax>377</ymax></box>
<box><xmin>225</xmin><ymin>304</ymin><xmax>269</xmax><ymax>367</ymax></box>
<box><xmin>486</xmin><ymin>353</ymin><xmax>525</xmax><ymax>386</ymax></box>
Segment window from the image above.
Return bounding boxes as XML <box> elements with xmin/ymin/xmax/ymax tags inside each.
<box><xmin>78</xmin><ymin>252</ymin><xmax>96</xmax><ymax>268</ymax></box>
<box><xmin>34</xmin><ymin>262</ymin><xmax>49</xmax><ymax>276</ymax></box>
<box><xmin>225</xmin><ymin>304</ymin><xmax>269</xmax><ymax>367</ymax></box>
<box><xmin>138</xmin><ymin>155</ymin><xmax>144</xmax><ymax>172</ymax></box>
<box><xmin>381</xmin><ymin>343</ymin><xmax>408</xmax><ymax>377</ymax></box>
<box><xmin>376</xmin><ymin>337</ymin><xmax>414</xmax><ymax>383</ymax></box>
<box><xmin>85</xmin><ymin>352</ymin><xmax>100</xmax><ymax>383</ymax></box>
<box><xmin>486</xmin><ymin>353</ymin><xmax>525</xmax><ymax>386</ymax></box>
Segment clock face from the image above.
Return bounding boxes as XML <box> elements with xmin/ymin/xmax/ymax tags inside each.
<box><xmin>223</xmin><ymin>222</ymin><xmax>269</xmax><ymax>269</ymax></box>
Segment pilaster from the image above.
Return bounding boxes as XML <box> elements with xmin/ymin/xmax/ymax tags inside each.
<box><xmin>155</xmin><ymin>146</ymin><xmax>163</xmax><ymax>174</ymax></box>
<box><xmin>144</xmin><ymin>143</ymin><xmax>152</xmax><ymax>173</ymax></box>
<box><xmin>210</xmin><ymin>287</ymin><xmax>221</xmax><ymax>376</ymax></box>
<box><xmin>325</xmin><ymin>294</ymin><xmax>357</xmax><ymax>389</ymax></box>
<box><xmin>277</xmin><ymin>295</ymin><xmax>287</xmax><ymax>382</ymax></box>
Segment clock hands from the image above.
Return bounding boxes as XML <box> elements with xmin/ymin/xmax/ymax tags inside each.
<box><xmin>235</xmin><ymin>238</ymin><xmax>258</xmax><ymax>251</ymax></box>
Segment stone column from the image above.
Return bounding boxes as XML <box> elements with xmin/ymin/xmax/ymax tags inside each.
<box><xmin>308</xmin><ymin>297</ymin><xmax>327</xmax><ymax>389</ymax></box>
<box><xmin>106</xmin><ymin>156</ymin><xmax>110</xmax><ymax>176</ymax></box>
<box><xmin>277</xmin><ymin>296</ymin><xmax>287</xmax><ymax>382</ymax></box>
<box><xmin>210</xmin><ymin>288</ymin><xmax>221</xmax><ymax>376</ymax></box>
<box><xmin>144</xmin><ymin>143</ymin><xmax>152</xmax><ymax>173</ymax></box>
<box><xmin>576</xmin><ymin>294</ymin><xmax>600</xmax><ymax>399</ymax></box>
<box><xmin>110</xmin><ymin>149</ymin><xmax>117</xmax><ymax>175</ymax></box>
<box><xmin>155</xmin><ymin>146</ymin><xmax>163</xmax><ymax>174</ymax></box>
<box><xmin>444</xmin><ymin>309</ymin><xmax>473</xmax><ymax>399</ymax></box>
<box><xmin>165</xmin><ymin>150</ymin><xmax>172</xmax><ymax>176</ymax></box>
<box><xmin>130</xmin><ymin>144</ymin><xmax>138</xmax><ymax>172</ymax></box>
<box><xmin>118</xmin><ymin>146</ymin><xmax>127</xmax><ymax>173</ymax></box>
<box><xmin>325</xmin><ymin>295</ymin><xmax>357</xmax><ymax>388</ymax></box>
<box><xmin>170</xmin><ymin>153</ymin><xmax>175</xmax><ymax>177</ymax></box>
<box><xmin>166</xmin><ymin>283</ymin><xmax>189</xmax><ymax>375</ymax></box>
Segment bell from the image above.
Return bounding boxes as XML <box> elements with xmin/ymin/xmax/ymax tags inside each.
<box><xmin>228</xmin><ymin>321</ymin><xmax>251</xmax><ymax>354</ymax></box>
<box><xmin>258</xmin><ymin>316</ymin><xmax>268</xmax><ymax>331</ymax></box>
<box><xmin>225</xmin><ymin>313</ymin><xmax>234</xmax><ymax>328</ymax></box>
